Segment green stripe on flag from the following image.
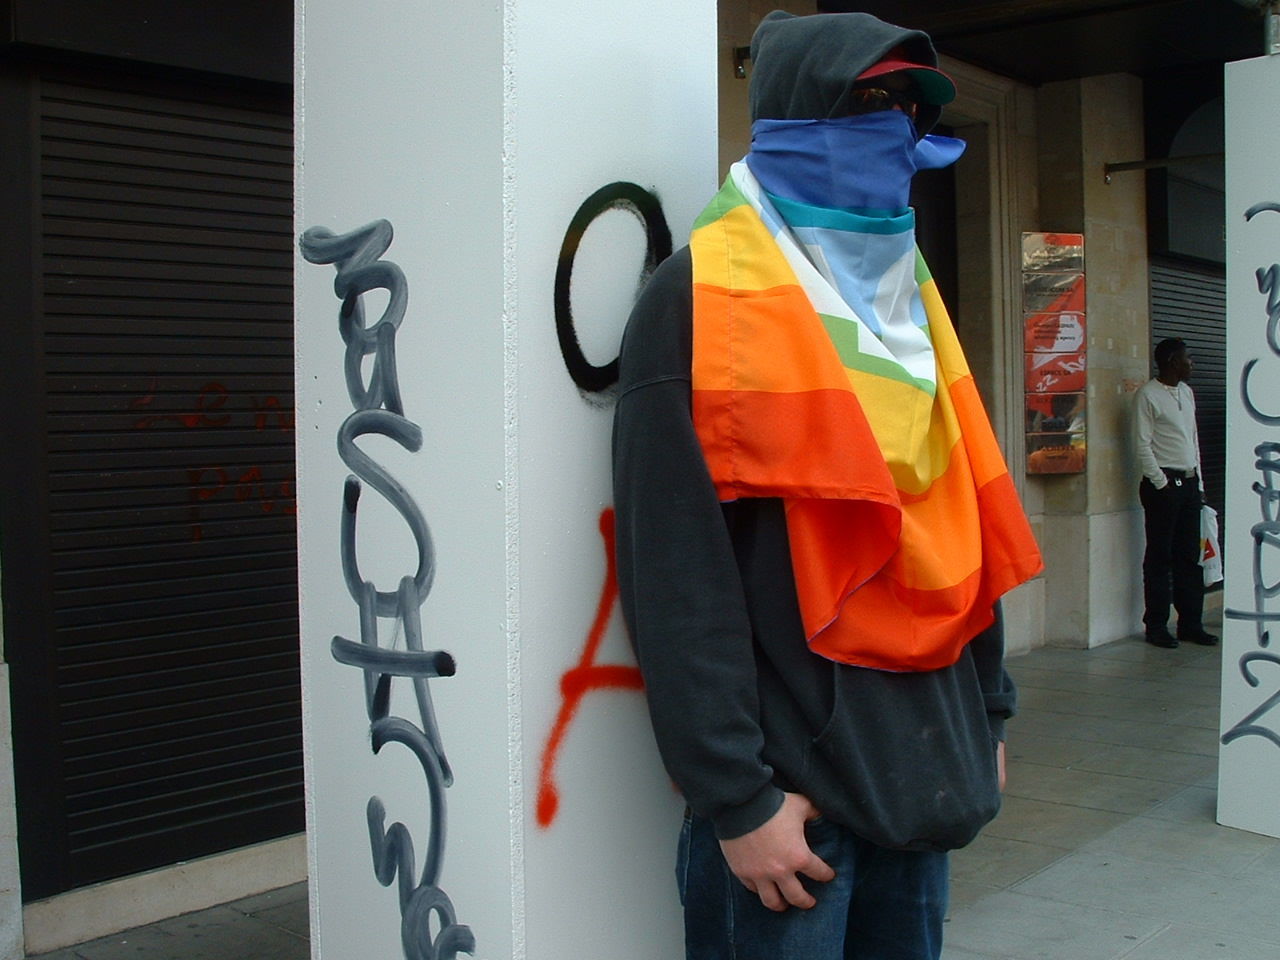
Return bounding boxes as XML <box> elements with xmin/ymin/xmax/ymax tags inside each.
<box><xmin>914</xmin><ymin>248</ymin><xmax>933</xmax><ymax>285</ymax></box>
<box><xmin>818</xmin><ymin>314</ymin><xmax>937</xmax><ymax>395</ymax></box>
<box><xmin>693</xmin><ymin>178</ymin><xmax>750</xmax><ymax>231</ymax></box>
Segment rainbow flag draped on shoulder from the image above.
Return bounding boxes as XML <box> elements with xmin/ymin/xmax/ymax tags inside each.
<box><xmin>690</xmin><ymin>162</ymin><xmax>1043</xmax><ymax>672</ymax></box>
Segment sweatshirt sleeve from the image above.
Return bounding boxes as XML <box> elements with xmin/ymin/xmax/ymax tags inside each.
<box><xmin>967</xmin><ymin>601</ymin><xmax>1017</xmax><ymax>742</ymax></box>
<box><xmin>612</xmin><ymin>247</ymin><xmax>784</xmax><ymax>839</ymax></box>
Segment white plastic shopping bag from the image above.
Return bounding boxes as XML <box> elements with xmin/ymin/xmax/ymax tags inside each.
<box><xmin>1200</xmin><ymin>504</ymin><xmax>1223</xmax><ymax>587</ymax></box>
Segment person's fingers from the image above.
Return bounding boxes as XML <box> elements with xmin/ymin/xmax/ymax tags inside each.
<box><xmin>756</xmin><ymin>881</ymin><xmax>789</xmax><ymax>912</ymax></box>
<box><xmin>720</xmin><ymin>792</ymin><xmax>837</xmax><ymax>912</ymax></box>
<box><xmin>801</xmin><ymin>851</ymin><xmax>836</xmax><ymax>884</ymax></box>
<box><xmin>775</xmin><ymin>873</ymin><xmax>817</xmax><ymax>910</ymax></box>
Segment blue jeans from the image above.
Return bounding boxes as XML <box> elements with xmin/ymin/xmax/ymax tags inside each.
<box><xmin>676</xmin><ymin>810</ymin><xmax>948</xmax><ymax>960</ymax></box>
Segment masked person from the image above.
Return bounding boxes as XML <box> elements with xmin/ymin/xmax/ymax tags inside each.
<box><xmin>613</xmin><ymin>11</ymin><xmax>1043</xmax><ymax>960</ymax></box>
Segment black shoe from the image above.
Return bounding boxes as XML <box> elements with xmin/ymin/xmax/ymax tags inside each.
<box><xmin>1178</xmin><ymin>629</ymin><xmax>1219</xmax><ymax>647</ymax></box>
<box><xmin>1144</xmin><ymin>629</ymin><xmax>1179</xmax><ymax>648</ymax></box>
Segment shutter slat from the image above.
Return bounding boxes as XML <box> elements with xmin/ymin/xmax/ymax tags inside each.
<box><xmin>67</xmin><ymin>748</ymin><xmax>303</xmax><ymax>810</ymax></box>
<box><xmin>64</xmin><ymin>722</ymin><xmax>301</xmax><ymax>780</ymax></box>
<box><xmin>59</xmin><ymin>632</ymin><xmax>298</xmax><ymax>675</ymax></box>
<box><xmin>56</xmin><ymin>619</ymin><xmax>302</xmax><ymax>667</ymax></box>
<box><xmin>45</xmin><ymin>218</ymin><xmax>288</xmax><ymax>250</ymax></box>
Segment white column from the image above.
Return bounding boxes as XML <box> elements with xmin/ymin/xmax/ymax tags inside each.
<box><xmin>1220</xmin><ymin>51</ymin><xmax>1280</xmax><ymax>840</ymax></box>
<box><xmin>294</xmin><ymin>2</ymin><xmax>716</xmax><ymax>957</ymax></box>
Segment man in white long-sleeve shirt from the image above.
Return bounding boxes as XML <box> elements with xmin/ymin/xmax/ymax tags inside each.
<box><xmin>1134</xmin><ymin>338</ymin><xmax>1217</xmax><ymax>648</ymax></box>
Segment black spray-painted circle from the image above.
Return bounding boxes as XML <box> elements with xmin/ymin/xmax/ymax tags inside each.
<box><xmin>554</xmin><ymin>181</ymin><xmax>672</xmax><ymax>393</ymax></box>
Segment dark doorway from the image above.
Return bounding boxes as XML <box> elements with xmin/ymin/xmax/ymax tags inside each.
<box><xmin>912</xmin><ymin>124</ymin><xmax>961</xmax><ymax>329</ymax></box>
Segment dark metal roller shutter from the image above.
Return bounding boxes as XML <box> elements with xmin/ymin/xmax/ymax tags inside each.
<box><xmin>1149</xmin><ymin>257</ymin><xmax>1226</xmax><ymax>524</ymax></box>
<box><xmin>12</xmin><ymin>72</ymin><xmax>302</xmax><ymax>898</ymax></box>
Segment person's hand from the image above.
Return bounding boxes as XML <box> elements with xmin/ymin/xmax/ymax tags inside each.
<box><xmin>718</xmin><ymin>792</ymin><xmax>835</xmax><ymax>912</ymax></box>
<box><xmin>997</xmin><ymin>740</ymin><xmax>1007</xmax><ymax>792</ymax></box>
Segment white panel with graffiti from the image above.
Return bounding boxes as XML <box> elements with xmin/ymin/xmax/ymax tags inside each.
<box><xmin>514</xmin><ymin>0</ymin><xmax>716</xmax><ymax>956</ymax></box>
<box><xmin>295</xmin><ymin>0</ymin><xmax>715</xmax><ymax>957</ymax></box>
<box><xmin>1221</xmin><ymin>52</ymin><xmax>1280</xmax><ymax>840</ymax></box>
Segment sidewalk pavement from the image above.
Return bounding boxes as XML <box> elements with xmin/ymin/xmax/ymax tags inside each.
<box><xmin>940</xmin><ymin>597</ymin><xmax>1280</xmax><ymax>959</ymax></box>
<box><xmin>34</xmin><ymin>597</ymin><xmax>1280</xmax><ymax>960</ymax></box>
<box><xmin>28</xmin><ymin>883</ymin><xmax>308</xmax><ymax>960</ymax></box>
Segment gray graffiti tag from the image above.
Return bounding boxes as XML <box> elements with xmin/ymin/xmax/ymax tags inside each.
<box><xmin>1239</xmin><ymin>256</ymin><xmax>1280</xmax><ymax>424</ymax></box>
<box><xmin>300</xmin><ymin>220</ymin><xmax>474</xmax><ymax>960</ymax></box>
<box><xmin>1221</xmin><ymin>652</ymin><xmax>1280</xmax><ymax>749</ymax></box>
<box><xmin>1226</xmin><ymin>443</ymin><xmax>1280</xmax><ymax>646</ymax></box>
<box><xmin>1224</xmin><ymin>201</ymin><xmax>1280</xmax><ymax>752</ymax></box>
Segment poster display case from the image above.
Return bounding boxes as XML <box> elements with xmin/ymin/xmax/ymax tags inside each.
<box><xmin>1022</xmin><ymin>233</ymin><xmax>1086</xmax><ymax>474</ymax></box>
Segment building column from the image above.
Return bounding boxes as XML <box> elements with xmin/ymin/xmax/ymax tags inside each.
<box><xmin>1036</xmin><ymin>74</ymin><xmax>1151</xmax><ymax>647</ymax></box>
<box><xmin>945</xmin><ymin>57</ymin><xmax>1045</xmax><ymax>655</ymax></box>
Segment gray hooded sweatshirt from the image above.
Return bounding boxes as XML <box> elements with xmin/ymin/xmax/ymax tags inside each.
<box><xmin>611</xmin><ymin>10</ymin><xmax>1014</xmax><ymax>851</ymax></box>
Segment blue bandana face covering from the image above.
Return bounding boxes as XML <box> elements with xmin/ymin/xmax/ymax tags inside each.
<box><xmin>744</xmin><ymin>110</ymin><xmax>966</xmax><ymax>214</ymax></box>
<box><xmin>739</xmin><ymin>109</ymin><xmax>967</xmax><ymax>327</ymax></box>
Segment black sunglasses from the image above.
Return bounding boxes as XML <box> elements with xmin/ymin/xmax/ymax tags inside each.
<box><xmin>844</xmin><ymin>86</ymin><xmax>919</xmax><ymax>120</ymax></box>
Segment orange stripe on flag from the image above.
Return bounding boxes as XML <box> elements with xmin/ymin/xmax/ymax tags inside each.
<box><xmin>692</xmin><ymin>284</ymin><xmax>850</xmax><ymax>394</ymax></box>
<box><xmin>693</xmin><ymin>388</ymin><xmax>897</xmax><ymax>502</ymax></box>
<box><xmin>807</xmin><ymin>567</ymin><xmax>990</xmax><ymax>672</ymax></box>
<box><xmin>949</xmin><ymin>375</ymin><xmax>1007</xmax><ymax>488</ymax></box>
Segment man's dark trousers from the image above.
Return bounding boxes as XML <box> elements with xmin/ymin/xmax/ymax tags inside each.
<box><xmin>1139</xmin><ymin>471</ymin><xmax>1204</xmax><ymax>635</ymax></box>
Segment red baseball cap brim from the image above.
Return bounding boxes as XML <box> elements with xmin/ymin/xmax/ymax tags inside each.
<box><xmin>857</xmin><ymin>57</ymin><xmax>956</xmax><ymax>106</ymax></box>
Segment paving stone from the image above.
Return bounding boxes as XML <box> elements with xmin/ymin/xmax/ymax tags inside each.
<box><xmin>939</xmin><ymin>945</ymin><xmax>1008</xmax><ymax>960</ymax></box>
<box><xmin>942</xmin><ymin>890</ymin><xmax>1167</xmax><ymax>960</ymax></box>
<box><xmin>1118</xmin><ymin>924</ymin><xmax>1280</xmax><ymax>960</ymax></box>
<box><xmin>1005</xmin><ymin>731</ymin><xmax>1098</xmax><ymax>769</ymax></box>
<box><xmin>1010</xmin><ymin>851</ymin><xmax>1280</xmax><ymax>943</ymax></box>
<box><xmin>1070</xmin><ymin>742</ymin><xmax>1218</xmax><ymax>785</ymax></box>
<box><xmin>1011</xmin><ymin>647</ymin><xmax>1180</xmax><ymax>680</ymax></box>
<box><xmin>1016</xmin><ymin>685</ymin><xmax>1188</xmax><ymax>724</ymax></box>
<box><xmin>152</xmin><ymin>906</ymin><xmax>308</xmax><ymax>960</ymax></box>
<box><xmin>945</xmin><ymin>879</ymin><xmax>1003</xmax><ymax>914</ymax></box>
<box><xmin>1013</xmin><ymin>667</ymin><xmax>1218</xmax><ymax>706</ymax></box>
<box><xmin>251</xmin><ymin>896</ymin><xmax>310</xmax><ymax>939</ymax></box>
<box><xmin>228</xmin><ymin>882</ymin><xmax>308</xmax><ymax>917</ymax></box>
<box><xmin>983</xmin><ymin>794</ymin><xmax>1130</xmax><ymax>849</ymax></box>
<box><xmin>1142</xmin><ymin>784</ymin><xmax>1220</xmax><ymax>825</ymax></box>
<box><xmin>41</xmin><ymin>924</ymin><xmax>180</xmax><ymax>960</ymax></box>
<box><xmin>1240</xmin><ymin>839</ymin><xmax>1280</xmax><ymax>879</ymax></box>
<box><xmin>1015</xmin><ymin>709</ymin><xmax>1219</xmax><ymax>756</ymax></box>
<box><xmin>950</xmin><ymin>833</ymin><xmax>1069</xmax><ymax>889</ymax></box>
<box><xmin>1003</xmin><ymin>760</ymin><xmax>1182</xmax><ymax>815</ymax></box>
<box><xmin>1079</xmin><ymin>813</ymin><xmax>1279</xmax><ymax>877</ymax></box>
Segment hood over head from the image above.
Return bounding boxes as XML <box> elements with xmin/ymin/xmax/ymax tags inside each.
<box><xmin>748</xmin><ymin>10</ymin><xmax>951</xmax><ymax>135</ymax></box>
